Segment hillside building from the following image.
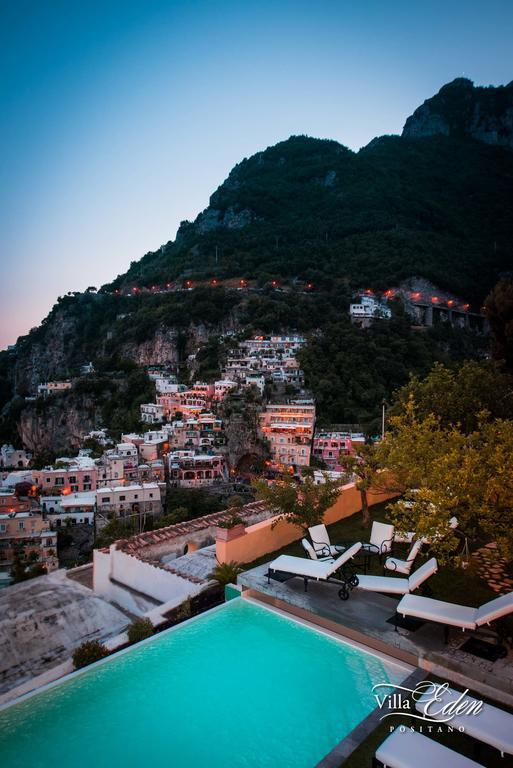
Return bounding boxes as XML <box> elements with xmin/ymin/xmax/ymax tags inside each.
<box><xmin>259</xmin><ymin>401</ymin><xmax>316</xmax><ymax>468</ymax></box>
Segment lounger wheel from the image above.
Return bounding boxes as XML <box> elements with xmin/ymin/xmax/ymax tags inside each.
<box><xmin>338</xmin><ymin>585</ymin><xmax>350</xmax><ymax>601</ymax></box>
<box><xmin>349</xmin><ymin>574</ymin><xmax>359</xmax><ymax>587</ymax></box>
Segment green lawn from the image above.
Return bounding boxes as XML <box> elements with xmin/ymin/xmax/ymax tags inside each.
<box><xmin>241</xmin><ymin>500</ymin><xmax>498</xmax><ymax>608</ymax></box>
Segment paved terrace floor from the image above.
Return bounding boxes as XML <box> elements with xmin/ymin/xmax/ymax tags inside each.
<box><xmin>239</xmin><ymin>562</ymin><xmax>513</xmax><ymax>708</ymax></box>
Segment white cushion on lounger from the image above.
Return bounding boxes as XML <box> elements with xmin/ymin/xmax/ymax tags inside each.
<box><xmin>356</xmin><ymin>574</ymin><xmax>410</xmax><ymax>594</ymax></box>
<box><xmin>308</xmin><ymin>523</ymin><xmax>341</xmax><ymax>557</ymax></box>
<box><xmin>475</xmin><ymin>591</ymin><xmax>513</xmax><ymax>626</ymax></box>
<box><xmin>356</xmin><ymin>558</ymin><xmax>437</xmax><ymax>596</ymax></box>
<box><xmin>415</xmin><ymin>685</ymin><xmax>513</xmax><ymax>757</ymax></box>
<box><xmin>270</xmin><ymin>542</ymin><xmax>361</xmax><ymax>580</ymax></box>
<box><xmin>376</xmin><ymin>729</ymin><xmax>483</xmax><ymax>768</ymax></box>
<box><xmin>301</xmin><ymin>538</ymin><xmax>321</xmax><ymax>560</ymax></box>
<box><xmin>407</xmin><ymin>558</ymin><xmax>438</xmax><ymax>592</ymax></box>
<box><xmin>397</xmin><ymin>594</ymin><xmax>478</xmax><ymax>629</ymax></box>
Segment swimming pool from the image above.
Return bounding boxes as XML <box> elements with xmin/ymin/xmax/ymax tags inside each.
<box><xmin>0</xmin><ymin>598</ymin><xmax>410</xmax><ymax>768</ymax></box>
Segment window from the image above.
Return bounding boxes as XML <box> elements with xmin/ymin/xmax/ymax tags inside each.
<box><xmin>101</xmin><ymin>497</ymin><xmax>110</xmax><ymax>503</ymax></box>
<box><xmin>18</xmin><ymin>521</ymin><xmax>25</xmax><ymax>530</ymax></box>
<box><xmin>68</xmin><ymin>476</ymin><xmax>77</xmax><ymax>484</ymax></box>
<box><xmin>84</xmin><ymin>484</ymin><xmax>91</xmax><ymax>491</ymax></box>
<box><xmin>71</xmin><ymin>485</ymin><xmax>78</xmax><ymax>493</ymax></box>
<box><xmin>0</xmin><ymin>524</ymin><xmax>6</xmax><ymax>533</ymax></box>
<box><xmin>134</xmin><ymin>494</ymin><xmax>138</xmax><ymax>499</ymax></box>
<box><xmin>149</xmin><ymin>493</ymin><xmax>153</xmax><ymax>498</ymax></box>
<box><xmin>55</xmin><ymin>478</ymin><xmax>64</xmax><ymax>486</ymax></box>
<box><xmin>119</xmin><ymin>495</ymin><xmax>126</xmax><ymax>501</ymax></box>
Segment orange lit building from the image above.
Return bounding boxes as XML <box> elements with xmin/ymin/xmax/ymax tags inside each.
<box><xmin>0</xmin><ymin>496</ymin><xmax>58</xmax><ymax>578</ymax></box>
<box><xmin>258</xmin><ymin>402</ymin><xmax>316</xmax><ymax>468</ymax></box>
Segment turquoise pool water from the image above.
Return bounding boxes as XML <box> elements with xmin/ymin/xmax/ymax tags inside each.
<box><xmin>0</xmin><ymin>599</ymin><xmax>408</xmax><ymax>768</ymax></box>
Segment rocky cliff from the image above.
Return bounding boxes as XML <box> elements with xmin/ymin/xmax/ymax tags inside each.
<box><xmin>17</xmin><ymin>393</ymin><xmax>103</xmax><ymax>453</ymax></box>
<box><xmin>402</xmin><ymin>78</ymin><xmax>513</xmax><ymax>149</ymax></box>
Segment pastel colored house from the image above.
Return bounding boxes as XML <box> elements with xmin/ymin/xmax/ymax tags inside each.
<box><xmin>312</xmin><ymin>431</ymin><xmax>355</xmax><ymax>471</ymax></box>
<box><xmin>258</xmin><ymin>401</ymin><xmax>315</xmax><ymax>468</ymax></box>
<box><xmin>0</xmin><ymin>503</ymin><xmax>58</xmax><ymax>577</ymax></box>
<box><xmin>33</xmin><ymin>459</ymin><xmax>98</xmax><ymax>494</ymax></box>
<box><xmin>95</xmin><ymin>483</ymin><xmax>162</xmax><ymax>521</ymax></box>
<box><xmin>168</xmin><ymin>451</ymin><xmax>227</xmax><ymax>488</ymax></box>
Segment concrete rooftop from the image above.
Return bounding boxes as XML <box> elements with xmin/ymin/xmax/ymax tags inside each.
<box><xmin>0</xmin><ymin>569</ymin><xmax>129</xmax><ymax>696</ymax></box>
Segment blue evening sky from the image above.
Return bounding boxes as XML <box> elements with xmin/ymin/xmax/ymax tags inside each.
<box><xmin>1</xmin><ymin>0</ymin><xmax>512</xmax><ymax>347</ymax></box>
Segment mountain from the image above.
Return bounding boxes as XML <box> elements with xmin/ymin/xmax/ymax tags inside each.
<box><xmin>1</xmin><ymin>78</ymin><xmax>512</xmax><ymax>450</ymax></box>
<box><xmin>108</xmin><ymin>83</ymin><xmax>513</xmax><ymax>303</ymax></box>
<box><xmin>403</xmin><ymin>78</ymin><xmax>513</xmax><ymax>148</ymax></box>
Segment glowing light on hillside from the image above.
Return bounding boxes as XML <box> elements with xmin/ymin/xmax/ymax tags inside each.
<box><xmin>463</xmin><ymin>303</ymin><xmax>470</xmax><ymax>311</ymax></box>
<box><xmin>272</xmin><ymin>280</ymin><xmax>278</xmax><ymax>287</ymax></box>
<box><xmin>239</xmin><ymin>279</ymin><xmax>247</xmax><ymax>287</ymax></box>
<box><xmin>186</xmin><ymin>280</ymin><xmax>192</xmax><ymax>288</ymax></box>
<box><xmin>447</xmin><ymin>299</ymin><xmax>454</xmax><ymax>306</ymax></box>
<box><xmin>211</xmin><ymin>279</ymin><xmax>218</xmax><ymax>285</ymax></box>
<box><xmin>307</xmin><ymin>283</ymin><xmax>313</xmax><ymax>289</ymax></box>
<box><xmin>411</xmin><ymin>292</ymin><xmax>421</xmax><ymax>299</ymax></box>
<box><xmin>431</xmin><ymin>296</ymin><xmax>439</xmax><ymax>303</ymax></box>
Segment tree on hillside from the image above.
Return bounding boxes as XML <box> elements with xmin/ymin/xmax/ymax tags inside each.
<box><xmin>341</xmin><ymin>444</ymin><xmax>385</xmax><ymax>527</ymax></box>
<box><xmin>389</xmin><ymin>360</ymin><xmax>513</xmax><ymax>433</ymax></box>
<box><xmin>380</xmin><ymin>403</ymin><xmax>513</xmax><ymax>562</ymax></box>
<box><xmin>253</xmin><ymin>473</ymin><xmax>342</xmax><ymax>532</ymax></box>
<box><xmin>485</xmin><ymin>277</ymin><xmax>513</xmax><ymax>372</ymax></box>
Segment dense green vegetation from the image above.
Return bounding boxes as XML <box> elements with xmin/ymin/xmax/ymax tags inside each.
<box><xmin>2</xmin><ymin>83</ymin><xmax>512</xmax><ymax>441</ymax></box>
<box><xmin>108</xmin><ymin>132</ymin><xmax>513</xmax><ymax>304</ymax></box>
<box><xmin>299</xmin><ymin>309</ymin><xmax>487</xmax><ymax>429</ymax></box>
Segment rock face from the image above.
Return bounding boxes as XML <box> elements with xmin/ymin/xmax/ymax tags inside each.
<box><xmin>14</xmin><ymin>309</ymin><xmax>77</xmax><ymax>395</ymax></box>
<box><xmin>117</xmin><ymin>327</ymin><xmax>180</xmax><ymax>367</ymax></box>
<box><xmin>195</xmin><ymin>205</ymin><xmax>254</xmax><ymax>234</ymax></box>
<box><xmin>17</xmin><ymin>394</ymin><xmax>103</xmax><ymax>453</ymax></box>
<box><xmin>402</xmin><ymin>78</ymin><xmax>513</xmax><ymax>149</ymax></box>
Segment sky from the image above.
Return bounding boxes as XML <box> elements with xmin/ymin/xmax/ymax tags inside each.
<box><xmin>1</xmin><ymin>0</ymin><xmax>512</xmax><ymax>349</ymax></box>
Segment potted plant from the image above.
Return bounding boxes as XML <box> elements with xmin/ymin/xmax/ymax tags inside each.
<box><xmin>215</xmin><ymin>513</ymin><xmax>246</xmax><ymax>541</ymax></box>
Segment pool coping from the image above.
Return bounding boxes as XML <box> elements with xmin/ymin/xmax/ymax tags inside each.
<box><xmin>314</xmin><ymin>666</ymin><xmax>426</xmax><ymax>768</ymax></box>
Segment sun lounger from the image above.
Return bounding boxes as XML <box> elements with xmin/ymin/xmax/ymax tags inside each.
<box><xmin>396</xmin><ymin>590</ymin><xmax>513</xmax><ymax>642</ymax></box>
<box><xmin>415</xmin><ymin>684</ymin><xmax>513</xmax><ymax>757</ymax></box>
<box><xmin>374</xmin><ymin>729</ymin><xmax>484</xmax><ymax>767</ymax></box>
<box><xmin>267</xmin><ymin>542</ymin><xmax>362</xmax><ymax>600</ymax></box>
<box><xmin>384</xmin><ymin>539</ymin><xmax>423</xmax><ymax>575</ymax></box>
<box><xmin>308</xmin><ymin>523</ymin><xmax>345</xmax><ymax>559</ymax></box>
<box><xmin>356</xmin><ymin>558</ymin><xmax>437</xmax><ymax>596</ymax></box>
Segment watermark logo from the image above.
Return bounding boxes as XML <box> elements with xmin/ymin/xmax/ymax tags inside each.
<box><xmin>372</xmin><ymin>680</ymin><xmax>483</xmax><ymax>727</ymax></box>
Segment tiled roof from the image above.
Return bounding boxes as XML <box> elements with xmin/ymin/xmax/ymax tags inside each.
<box><xmin>113</xmin><ymin>500</ymin><xmax>269</xmax><ymax>584</ymax></box>
<box><xmin>118</xmin><ymin>500</ymin><xmax>267</xmax><ymax>554</ymax></box>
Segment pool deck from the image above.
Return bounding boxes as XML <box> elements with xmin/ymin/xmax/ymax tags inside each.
<box><xmin>238</xmin><ymin>562</ymin><xmax>513</xmax><ymax>708</ymax></box>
